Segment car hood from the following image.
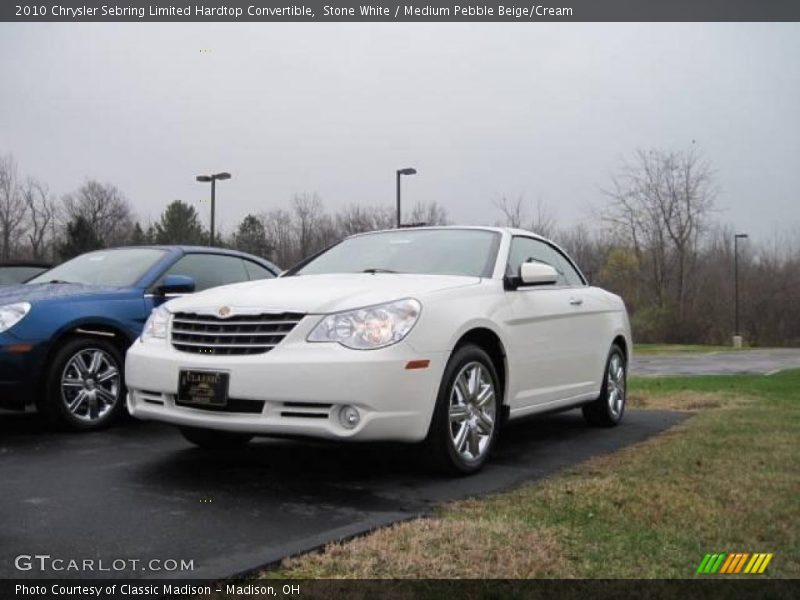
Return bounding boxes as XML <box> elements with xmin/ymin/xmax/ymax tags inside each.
<box><xmin>0</xmin><ymin>283</ymin><xmax>133</xmax><ymax>305</ymax></box>
<box><xmin>166</xmin><ymin>273</ymin><xmax>481</xmax><ymax>314</ymax></box>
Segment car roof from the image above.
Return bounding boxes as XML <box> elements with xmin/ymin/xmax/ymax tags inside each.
<box><xmin>100</xmin><ymin>244</ymin><xmax>273</xmax><ymax>260</ymax></box>
<box><xmin>93</xmin><ymin>245</ymin><xmax>281</xmax><ymax>274</ymax></box>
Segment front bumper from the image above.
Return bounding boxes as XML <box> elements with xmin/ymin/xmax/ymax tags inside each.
<box><xmin>0</xmin><ymin>337</ymin><xmax>48</xmax><ymax>410</ymax></box>
<box><xmin>125</xmin><ymin>331</ymin><xmax>447</xmax><ymax>443</ymax></box>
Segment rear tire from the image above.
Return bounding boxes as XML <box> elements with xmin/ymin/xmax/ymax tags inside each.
<box><xmin>424</xmin><ymin>344</ymin><xmax>501</xmax><ymax>476</ymax></box>
<box><xmin>179</xmin><ymin>426</ymin><xmax>253</xmax><ymax>449</ymax></box>
<box><xmin>39</xmin><ymin>337</ymin><xmax>126</xmax><ymax>431</ymax></box>
<box><xmin>582</xmin><ymin>344</ymin><xmax>627</xmax><ymax>427</ymax></box>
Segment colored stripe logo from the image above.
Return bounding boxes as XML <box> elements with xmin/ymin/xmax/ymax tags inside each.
<box><xmin>697</xmin><ymin>552</ymin><xmax>773</xmax><ymax>574</ymax></box>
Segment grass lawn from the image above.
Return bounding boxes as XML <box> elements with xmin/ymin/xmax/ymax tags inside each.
<box><xmin>266</xmin><ymin>370</ymin><xmax>800</xmax><ymax>579</ymax></box>
<box><xmin>634</xmin><ymin>343</ymin><xmax>741</xmax><ymax>355</ymax></box>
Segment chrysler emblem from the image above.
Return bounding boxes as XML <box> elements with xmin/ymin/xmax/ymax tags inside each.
<box><xmin>218</xmin><ymin>306</ymin><xmax>232</xmax><ymax>318</ymax></box>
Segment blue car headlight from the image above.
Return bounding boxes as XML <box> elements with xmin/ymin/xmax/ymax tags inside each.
<box><xmin>0</xmin><ymin>302</ymin><xmax>31</xmax><ymax>333</ymax></box>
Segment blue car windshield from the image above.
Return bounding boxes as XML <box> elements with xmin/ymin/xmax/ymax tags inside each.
<box><xmin>28</xmin><ymin>248</ymin><xmax>168</xmax><ymax>287</ymax></box>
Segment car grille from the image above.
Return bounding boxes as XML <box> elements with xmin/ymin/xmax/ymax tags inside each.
<box><xmin>170</xmin><ymin>312</ymin><xmax>304</xmax><ymax>355</ymax></box>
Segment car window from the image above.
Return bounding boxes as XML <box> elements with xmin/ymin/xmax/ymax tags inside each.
<box><xmin>506</xmin><ymin>237</ymin><xmax>584</xmax><ymax>286</ymax></box>
<box><xmin>160</xmin><ymin>254</ymin><xmax>249</xmax><ymax>292</ymax></box>
<box><xmin>243</xmin><ymin>260</ymin><xmax>276</xmax><ymax>281</ymax></box>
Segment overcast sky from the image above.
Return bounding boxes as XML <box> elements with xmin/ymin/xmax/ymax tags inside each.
<box><xmin>1</xmin><ymin>23</ymin><xmax>798</xmax><ymax>237</ymax></box>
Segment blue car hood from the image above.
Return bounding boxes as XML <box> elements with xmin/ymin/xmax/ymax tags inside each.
<box><xmin>0</xmin><ymin>283</ymin><xmax>136</xmax><ymax>305</ymax></box>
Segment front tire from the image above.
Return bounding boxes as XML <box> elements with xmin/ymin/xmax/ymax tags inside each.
<box><xmin>583</xmin><ymin>344</ymin><xmax>627</xmax><ymax>427</ymax></box>
<box><xmin>425</xmin><ymin>344</ymin><xmax>501</xmax><ymax>475</ymax></box>
<box><xmin>40</xmin><ymin>337</ymin><xmax>126</xmax><ymax>431</ymax></box>
<box><xmin>179</xmin><ymin>426</ymin><xmax>253</xmax><ymax>450</ymax></box>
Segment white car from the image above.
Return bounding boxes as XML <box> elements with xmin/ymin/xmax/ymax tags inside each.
<box><xmin>126</xmin><ymin>227</ymin><xmax>631</xmax><ymax>474</ymax></box>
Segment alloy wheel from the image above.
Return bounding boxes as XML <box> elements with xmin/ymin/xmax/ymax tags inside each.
<box><xmin>448</xmin><ymin>361</ymin><xmax>496</xmax><ymax>462</ymax></box>
<box><xmin>60</xmin><ymin>348</ymin><xmax>121</xmax><ymax>423</ymax></box>
<box><xmin>607</xmin><ymin>353</ymin><xmax>626</xmax><ymax>418</ymax></box>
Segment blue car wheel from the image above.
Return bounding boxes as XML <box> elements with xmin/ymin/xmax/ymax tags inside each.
<box><xmin>39</xmin><ymin>337</ymin><xmax>126</xmax><ymax>431</ymax></box>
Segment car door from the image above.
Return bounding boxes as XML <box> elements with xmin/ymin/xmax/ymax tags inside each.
<box><xmin>500</xmin><ymin>236</ymin><xmax>597</xmax><ymax>409</ymax></box>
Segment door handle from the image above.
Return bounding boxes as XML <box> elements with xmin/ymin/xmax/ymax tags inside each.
<box><xmin>569</xmin><ymin>297</ymin><xmax>583</xmax><ymax>306</ymax></box>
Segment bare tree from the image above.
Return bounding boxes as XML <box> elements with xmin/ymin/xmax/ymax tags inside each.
<box><xmin>493</xmin><ymin>195</ymin><xmax>555</xmax><ymax>237</ymax></box>
<box><xmin>21</xmin><ymin>177</ymin><xmax>57</xmax><ymax>260</ymax></box>
<box><xmin>409</xmin><ymin>201</ymin><xmax>448</xmax><ymax>226</ymax></box>
<box><xmin>602</xmin><ymin>148</ymin><xmax>716</xmax><ymax>320</ymax></box>
<box><xmin>0</xmin><ymin>154</ymin><xmax>28</xmax><ymax>260</ymax></box>
<box><xmin>63</xmin><ymin>180</ymin><xmax>135</xmax><ymax>247</ymax></box>
<box><xmin>336</xmin><ymin>204</ymin><xmax>394</xmax><ymax>236</ymax></box>
<box><xmin>262</xmin><ymin>209</ymin><xmax>297</xmax><ymax>268</ymax></box>
<box><xmin>291</xmin><ymin>192</ymin><xmax>327</xmax><ymax>259</ymax></box>
<box><xmin>493</xmin><ymin>195</ymin><xmax>526</xmax><ymax>228</ymax></box>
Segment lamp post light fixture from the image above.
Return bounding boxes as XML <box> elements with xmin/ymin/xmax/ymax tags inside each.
<box><xmin>196</xmin><ymin>171</ymin><xmax>231</xmax><ymax>246</ymax></box>
<box><xmin>396</xmin><ymin>167</ymin><xmax>417</xmax><ymax>228</ymax></box>
<box><xmin>733</xmin><ymin>232</ymin><xmax>749</xmax><ymax>348</ymax></box>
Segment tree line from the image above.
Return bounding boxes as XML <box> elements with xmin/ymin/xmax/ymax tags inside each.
<box><xmin>1</xmin><ymin>149</ymin><xmax>797</xmax><ymax>347</ymax></box>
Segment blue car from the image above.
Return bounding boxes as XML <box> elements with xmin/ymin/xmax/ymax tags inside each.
<box><xmin>0</xmin><ymin>246</ymin><xmax>279</xmax><ymax>430</ymax></box>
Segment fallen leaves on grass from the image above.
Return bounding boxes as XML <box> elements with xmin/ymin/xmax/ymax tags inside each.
<box><xmin>627</xmin><ymin>390</ymin><xmax>752</xmax><ymax>411</ymax></box>
<box><xmin>280</xmin><ymin>518</ymin><xmax>570</xmax><ymax>579</ymax></box>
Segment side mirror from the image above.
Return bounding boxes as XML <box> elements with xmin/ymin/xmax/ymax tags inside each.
<box><xmin>519</xmin><ymin>262</ymin><xmax>558</xmax><ymax>286</ymax></box>
<box><xmin>157</xmin><ymin>274</ymin><xmax>195</xmax><ymax>296</ymax></box>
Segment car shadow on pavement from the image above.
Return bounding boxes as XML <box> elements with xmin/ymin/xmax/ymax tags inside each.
<box><xmin>124</xmin><ymin>409</ymin><xmax>682</xmax><ymax>508</ymax></box>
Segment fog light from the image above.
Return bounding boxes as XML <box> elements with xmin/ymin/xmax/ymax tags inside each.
<box><xmin>339</xmin><ymin>405</ymin><xmax>361</xmax><ymax>429</ymax></box>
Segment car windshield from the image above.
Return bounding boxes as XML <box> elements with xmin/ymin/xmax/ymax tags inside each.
<box><xmin>293</xmin><ymin>229</ymin><xmax>500</xmax><ymax>278</ymax></box>
<box><xmin>28</xmin><ymin>248</ymin><xmax>167</xmax><ymax>287</ymax></box>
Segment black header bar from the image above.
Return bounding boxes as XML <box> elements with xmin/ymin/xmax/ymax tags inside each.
<box><xmin>4</xmin><ymin>0</ymin><xmax>800</xmax><ymax>23</ymax></box>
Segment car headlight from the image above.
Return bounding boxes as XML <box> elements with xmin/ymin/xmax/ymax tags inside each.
<box><xmin>141</xmin><ymin>306</ymin><xmax>171</xmax><ymax>342</ymax></box>
<box><xmin>308</xmin><ymin>298</ymin><xmax>421</xmax><ymax>350</ymax></box>
<box><xmin>0</xmin><ymin>302</ymin><xmax>31</xmax><ymax>333</ymax></box>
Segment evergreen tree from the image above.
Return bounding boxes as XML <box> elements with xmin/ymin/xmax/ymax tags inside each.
<box><xmin>59</xmin><ymin>216</ymin><xmax>103</xmax><ymax>260</ymax></box>
<box><xmin>129</xmin><ymin>221</ymin><xmax>151</xmax><ymax>245</ymax></box>
<box><xmin>154</xmin><ymin>200</ymin><xmax>206</xmax><ymax>245</ymax></box>
<box><xmin>232</xmin><ymin>214</ymin><xmax>272</xmax><ymax>258</ymax></box>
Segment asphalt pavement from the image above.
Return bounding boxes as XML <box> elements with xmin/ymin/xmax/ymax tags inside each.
<box><xmin>0</xmin><ymin>408</ymin><xmax>685</xmax><ymax>580</ymax></box>
<box><xmin>631</xmin><ymin>348</ymin><xmax>800</xmax><ymax>377</ymax></box>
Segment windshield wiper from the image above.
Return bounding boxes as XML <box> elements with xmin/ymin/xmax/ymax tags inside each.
<box><xmin>47</xmin><ymin>279</ymin><xmax>73</xmax><ymax>284</ymax></box>
<box><xmin>362</xmin><ymin>268</ymin><xmax>399</xmax><ymax>274</ymax></box>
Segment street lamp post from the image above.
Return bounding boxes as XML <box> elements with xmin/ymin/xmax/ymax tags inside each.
<box><xmin>396</xmin><ymin>167</ymin><xmax>417</xmax><ymax>228</ymax></box>
<box><xmin>196</xmin><ymin>172</ymin><xmax>231</xmax><ymax>246</ymax></box>
<box><xmin>733</xmin><ymin>232</ymin><xmax>748</xmax><ymax>348</ymax></box>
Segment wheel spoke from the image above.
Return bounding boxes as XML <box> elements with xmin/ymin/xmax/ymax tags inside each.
<box><xmin>97</xmin><ymin>367</ymin><xmax>118</xmax><ymax>383</ymax></box>
<box><xmin>468</xmin><ymin>367</ymin><xmax>480</xmax><ymax>399</ymax></box>
<box><xmin>87</xmin><ymin>394</ymin><xmax>99</xmax><ymax>419</ymax></box>
<box><xmin>467</xmin><ymin>427</ymin><xmax>480</xmax><ymax>457</ymax></box>
<box><xmin>455</xmin><ymin>376</ymin><xmax>470</xmax><ymax>404</ymax></box>
<box><xmin>88</xmin><ymin>351</ymin><xmax>103</xmax><ymax>375</ymax></box>
<box><xmin>62</xmin><ymin>378</ymin><xmax>84</xmax><ymax>388</ymax></box>
<box><xmin>476</xmin><ymin>410</ymin><xmax>494</xmax><ymax>434</ymax></box>
<box><xmin>96</xmin><ymin>387</ymin><xmax>117</xmax><ymax>406</ymax></box>
<box><xmin>68</xmin><ymin>390</ymin><xmax>87</xmax><ymax>413</ymax></box>
<box><xmin>73</xmin><ymin>355</ymin><xmax>90</xmax><ymax>376</ymax></box>
<box><xmin>449</xmin><ymin>404</ymin><xmax>469</xmax><ymax>422</ymax></box>
<box><xmin>476</xmin><ymin>385</ymin><xmax>494</xmax><ymax>408</ymax></box>
<box><xmin>453</xmin><ymin>423</ymin><xmax>469</xmax><ymax>452</ymax></box>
